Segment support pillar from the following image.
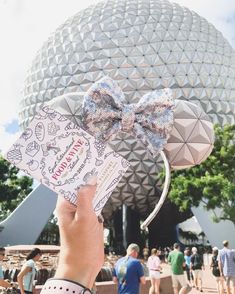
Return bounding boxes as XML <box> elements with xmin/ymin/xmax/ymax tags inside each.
<box><xmin>113</xmin><ymin>208</ymin><xmax>125</xmax><ymax>255</ymax></box>
<box><xmin>126</xmin><ymin>207</ymin><xmax>144</xmax><ymax>251</ymax></box>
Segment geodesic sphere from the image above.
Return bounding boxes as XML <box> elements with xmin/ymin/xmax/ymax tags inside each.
<box><xmin>18</xmin><ymin>0</ymin><xmax>235</xmax><ymax>217</ymax></box>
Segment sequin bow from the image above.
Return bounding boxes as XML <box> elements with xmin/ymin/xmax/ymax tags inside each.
<box><xmin>82</xmin><ymin>76</ymin><xmax>175</xmax><ymax>157</ymax></box>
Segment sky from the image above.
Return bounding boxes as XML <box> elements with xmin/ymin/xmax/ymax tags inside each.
<box><xmin>0</xmin><ymin>0</ymin><xmax>235</xmax><ymax>154</ymax></box>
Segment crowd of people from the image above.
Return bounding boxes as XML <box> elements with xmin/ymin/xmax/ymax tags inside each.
<box><xmin>1</xmin><ymin>239</ymin><xmax>235</xmax><ymax>293</ymax></box>
<box><xmin>161</xmin><ymin>241</ymin><xmax>235</xmax><ymax>294</ymax></box>
<box><xmin>111</xmin><ymin>241</ymin><xmax>235</xmax><ymax>294</ymax></box>
<box><xmin>0</xmin><ymin>180</ymin><xmax>235</xmax><ymax>293</ymax></box>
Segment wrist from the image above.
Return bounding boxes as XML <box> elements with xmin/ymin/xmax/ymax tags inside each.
<box><xmin>41</xmin><ymin>278</ymin><xmax>92</xmax><ymax>294</ymax></box>
<box><xmin>55</xmin><ymin>251</ymin><xmax>100</xmax><ymax>289</ymax></box>
<box><xmin>55</xmin><ymin>258</ymin><xmax>96</xmax><ymax>289</ymax></box>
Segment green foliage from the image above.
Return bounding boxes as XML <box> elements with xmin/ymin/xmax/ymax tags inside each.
<box><xmin>0</xmin><ymin>155</ymin><xmax>33</xmax><ymax>220</ymax></box>
<box><xmin>178</xmin><ymin>228</ymin><xmax>198</xmax><ymax>242</ymax></box>
<box><xmin>0</xmin><ymin>155</ymin><xmax>60</xmax><ymax>244</ymax></box>
<box><xmin>166</xmin><ymin>124</ymin><xmax>235</xmax><ymax>225</ymax></box>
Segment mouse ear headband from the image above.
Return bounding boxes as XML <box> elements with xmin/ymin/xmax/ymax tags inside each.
<box><xmin>48</xmin><ymin>76</ymin><xmax>214</xmax><ymax>228</ymax></box>
<box><xmin>82</xmin><ymin>76</ymin><xmax>175</xmax><ymax>157</ymax></box>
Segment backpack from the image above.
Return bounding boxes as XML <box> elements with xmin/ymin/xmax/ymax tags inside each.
<box><xmin>211</xmin><ymin>256</ymin><xmax>220</xmax><ymax>277</ymax></box>
<box><xmin>117</xmin><ymin>257</ymin><xmax>129</xmax><ymax>286</ymax></box>
<box><xmin>192</xmin><ymin>253</ymin><xmax>202</xmax><ymax>270</ymax></box>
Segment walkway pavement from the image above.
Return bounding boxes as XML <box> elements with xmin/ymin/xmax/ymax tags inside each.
<box><xmin>162</xmin><ymin>263</ymin><xmax>219</xmax><ymax>294</ymax></box>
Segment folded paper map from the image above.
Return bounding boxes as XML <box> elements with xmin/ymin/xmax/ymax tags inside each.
<box><xmin>4</xmin><ymin>106</ymin><xmax>130</xmax><ymax>215</ymax></box>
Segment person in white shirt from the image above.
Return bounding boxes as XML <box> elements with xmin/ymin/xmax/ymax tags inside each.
<box><xmin>147</xmin><ymin>248</ymin><xmax>162</xmax><ymax>294</ymax></box>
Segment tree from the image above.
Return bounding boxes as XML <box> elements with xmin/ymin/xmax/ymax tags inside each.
<box><xmin>198</xmin><ymin>231</ymin><xmax>206</xmax><ymax>245</ymax></box>
<box><xmin>178</xmin><ymin>228</ymin><xmax>199</xmax><ymax>244</ymax></box>
<box><xmin>0</xmin><ymin>155</ymin><xmax>61</xmax><ymax>244</ymax></box>
<box><xmin>168</xmin><ymin>124</ymin><xmax>235</xmax><ymax>225</ymax></box>
<box><xmin>0</xmin><ymin>155</ymin><xmax>33</xmax><ymax>220</ymax></box>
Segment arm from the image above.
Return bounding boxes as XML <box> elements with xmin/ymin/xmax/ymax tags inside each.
<box><xmin>140</xmin><ymin>276</ymin><xmax>146</xmax><ymax>285</ymax></box>
<box><xmin>217</xmin><ymin>254</ymin><xmax>223</xmax><ymax>276</ymax></box>
<box><xmin>181</xmin><ymin>254</ymin><xmax>186</xmax><ymax>269</ymax></box>
<box><xmin>0</xmin><ymin>278</ymin><xmax>11</xmax><ymax>288</ymax></box>
<box><xmin>167</xmin><ymin>254</ymin><xmax>171</xmax><ymax>264</ymax></box>
<box><xmin>218</xmin><ymin>262</ymin><xmax>223</xmax><ymax>276</ymax></box>
<box><xmin>190</xmin><ymin>255</ymin><xmax>194</xmax><ymax>271</ymax></box>
<box><xmin>138</xmin><ymin>262</ymin><xmax>146</xmax><ymax>285</ymax></box>
<box><xmin>209</xmin><ymin>257</ymin><xmax>213</xmax><ymax>269</ymax></box>
<box><xmin>200</xmin><ymin>255</ymin><xmax>205</xmax><ymax>270</ymax></box>
<box><xmin>112</xmin><ymin>267</ymin><xmax>118</xmax><ymax>284</ymax></box>
<box><xmin>17</xmin><ymin>266</ymin><xmax>32</xmax><ymax>294</ymax></box>
<box><xmin>201</xmin><ymin>262</ymin><xmax>205</xmax><ymax>270</ymax></box>
<box><xmin>32</xmin><ymin>286</ymin><xmax>36</xmax><ymax>294</ymax></box>
<box><xmin>112</xmin><ymin>276</ymin><xmax>118</xmax><ymax>284</ymax></box>
<box><xmin>42</xmin><ymin>177</ymin><xmax>104</xmax><ymax>293</ymax></box>
<box><xmin>146</xmin><ymin>257</ymin><xmax>150</xmax><ymax>270</ymax></box>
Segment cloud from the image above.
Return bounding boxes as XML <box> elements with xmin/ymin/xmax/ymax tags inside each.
<box><xmin>0</xmin><ymin>0</ymin><xmax>99</xmax><ymax>153</ymax></box>
<box><xmin>0</xmin><ymin>0</ymin><xmax>98</xmax><ymax>115</ymax></box>
<box><xmin>0</xmin><ymin>125</ymin><xmax>20</xmax><ymax>154</ymax></box>
<box><xmin>4</xmin><ymin>119</ymin><xmax>19</xmax><ymax>134</ymax></box>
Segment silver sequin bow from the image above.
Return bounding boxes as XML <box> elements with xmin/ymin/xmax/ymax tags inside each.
<box><xmin>82</xmin><ymin>76</ymin><xmax>175</xmax><ymax>157</ymax></box>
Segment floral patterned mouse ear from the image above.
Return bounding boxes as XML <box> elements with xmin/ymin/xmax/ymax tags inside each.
<box><xmin>164</xmin><ymin>99</ymin><xmax>215</xmax><ymax>170</ymax></box>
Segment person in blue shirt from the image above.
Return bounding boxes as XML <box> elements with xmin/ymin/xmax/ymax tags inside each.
<box><xmin>113</xmin><ymin>243</ymin><xmax>146</xmax><ymax>294</ymax></box>
<box><xmin>218</xmin><ymin>240</ymin><xmax>235</xmax><ymax>294</ymax></box>
<box><xmin>0</xmin><ymin>247</ymin><xmax>11</xmax><ymax>289</ymax></box>
<box><xmin>184</xmin><ymin>248</ymin><xmax>193</xmax><ymax>287</ymax></box>
<box><xmin>17</xmin><ymin>247</ymin><xmax>42</xmax><ymax>294</ymax></box>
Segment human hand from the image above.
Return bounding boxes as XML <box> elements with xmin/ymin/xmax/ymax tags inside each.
<box><xmin>0</xmin><ymin>279</ymin><xmax>11</xmax><ymax>289</ymax></box>
<box><xmin>55</xmin><ymin>176</ymin><xmax>104</xmax><ymax>289</ymax></box>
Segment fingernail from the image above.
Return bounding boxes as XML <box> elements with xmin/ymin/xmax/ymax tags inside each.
<box><xmin>86</xmin><ymin>175</ymin><xmax>97</xmax><ymax>186</ymax></box>
<box><xmin>98</xmin><ymin>214</ymin><xmax>104</xmax><ymax>223</ymax></box>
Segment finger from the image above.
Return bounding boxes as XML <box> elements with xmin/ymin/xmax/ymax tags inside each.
<box><xmin>55</xmin><ymin>195</ymin><xmax>76</xmax><ymax>224</ymax></box>
<box><xmin>78</xmin><ymin>175</ymin><xmax>97</xmax><ymax>205</ymax></box>
<box><xmin>98</xmin><ymin>214</ymin><xmax>104</xmax><ymax>223</ymax></box>
<box><xmin>76</xmin><ymin>184</ymin><xmax>97</xmax><ymax>219</ymax></box>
